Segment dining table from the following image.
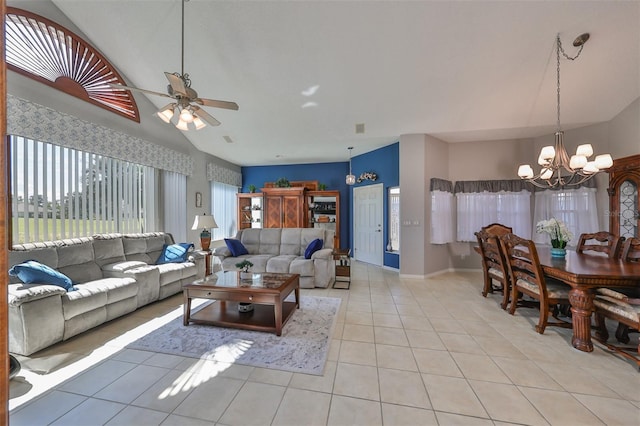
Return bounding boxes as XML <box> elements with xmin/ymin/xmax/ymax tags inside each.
<box><xmin>537</xmin><ymin>247</ymin><xmax>640</xmax><ymax>352</ymax></box>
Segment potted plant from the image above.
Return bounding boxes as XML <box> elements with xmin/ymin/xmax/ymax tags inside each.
<box><xmin>235</xmin><ymin>259</ymin><xmax>254</xmax><ymax>312</ymax></box>
<box><xmin>236</xmin><ymin>259</ymin><xmax>253</xmax><ymax>277</ymax></box>
<box><xmin>318</xmin><ymin>183</ymin><xmax>327</xmax><ymax>190</ymax></box>
<box><xmin>275</xmin><ymin>177</ymin><xmax>291</xmax><ymax>188</ymax></box>
<box><xmin>248</xmin><ymin>184</ymin><xmax>256</xmax><ymax>193</ymax></box>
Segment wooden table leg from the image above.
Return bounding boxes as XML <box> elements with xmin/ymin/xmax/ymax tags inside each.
<box><xmin>275</xmin><ymin>299</ymin><xmax>283</xmax><ymax>336</ymax></box>
<box><xmin>183</xmin><ymin>291</ymin><xmax>191</xmax><ymax>326</ymax></box>
<box><xmin>569</xmin><ymin>288</ymin><xmax>595</xmax><ymax>352</ymax></box>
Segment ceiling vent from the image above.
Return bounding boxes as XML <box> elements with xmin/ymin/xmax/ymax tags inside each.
<box><xmin>355</xmin><ymin>123</ymin><xmax>365</xmax><ymax>134</ymax></box>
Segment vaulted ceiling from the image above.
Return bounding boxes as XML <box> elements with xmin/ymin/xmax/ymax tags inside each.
<box><xmin>30</xmin><ymin>1</ymin><xmax>640</xmax><ymax>165</ymax></box>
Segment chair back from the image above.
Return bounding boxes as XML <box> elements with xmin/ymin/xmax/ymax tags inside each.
<box><xmin>576</xmin><ymin>231</ymin><xmax>623</xmax><ymax>259</ymax></box>
<box><xmin>481</xmin><ymin>223</ymin><xmax>512</xmax><ymax>237</ymax></box>
<box><xmin>475</xmin><ymin>229</ymin><xmax>509</xmax><ymax>278</ymax></box>
<box><xmin>620</xmin><ymin>237</ymin><xmax>640</xmax><ymax>262</ymax></box>
<box><xmin>499</xmin><ymin>233</ymin><xmax>547</xmax><ymax>297</ymax></box>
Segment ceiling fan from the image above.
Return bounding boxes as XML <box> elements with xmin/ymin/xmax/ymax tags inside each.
<box><xmin>110</xmin><ymin>0</ymin><xmax>238</xmax><ymax>130</ymax></box>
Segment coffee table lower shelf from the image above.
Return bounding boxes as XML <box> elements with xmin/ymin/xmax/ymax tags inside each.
<box><xmin>188</xmin><ymin>300</ymin><xmax>297</xmax><ymax>335</ymax></box>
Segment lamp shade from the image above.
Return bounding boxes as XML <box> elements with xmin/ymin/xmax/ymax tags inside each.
<box><xmin>192</xmin><ymin>214</ymin><xmax>218</xmax><ymax>230</ymax></box>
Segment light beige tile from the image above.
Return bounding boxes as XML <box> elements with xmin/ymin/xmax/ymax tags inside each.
<box><xmin>382</xmin><ymin>403</ymin><xmax>437</xmax><ymax>425</ymax></box>
<box><xmin>473</xmin><ymin>335</ymin><xmax>527</xmax><ymax>359</ymax></box>
<box><xmin>373</xmin><ymin>313</ymin><xmax>403</xmax><ymax>328</ymax></box>
<box><xmin>160</xmin><ymin>414</ymin><xmax>215</xmax><ymax>425</ymax></box>
<box><xmin>519</xmin><ymin>387</ymin><xmax>604</xmax><ymax>425</ymax></box>
<box><xmin>333</xmin><ymin>362</ymin><xmax>380</xmax><ymax>401</ymax></box>
<box><xmin>379</xmin><ymin>368</ymin><xmax>430</xmax><ymax>409</ymax></box>
<box><xmin>574</xmin><ymin>393</ymin><xmax>640</xmax><ymax>425</ymax></box>
<box><xmin>439</xmin><ymin>332</ymin><xmax>486</xmax><ymax>355</ymax></box>
<box><xmin>421</xmin><ymin>374</ymin><xmax>487</xmax><ymax>418</ymax></box>
<box><xmin>248</xmin><ymin>367</ymin><xmax>292</xmax><ymax>386</ymax></box>
<box><xmin>51</xmin><ymin>398</ymin><xmax>126</xmax><ymax>426</ymax></box>
<box><xmin>111</xmin><ymin>348</ymin><xmax>156</xmax><ymax>364</ymax></box>
<box><xmin>450</xmin><ymin>352</ymin><xmax>511</xmax><ymax>383</ymax></box>
<box><xmin>493</xmin><ymin>357</ymin><xmax>563</xmax><ymax>390</ymax></box>
<box><xmin>219</xmin><ymin>381</ymin><xmax>285</xmax><ymax>425</ymax></box>
<box><xmin>342</xmin><ymin>323</ymin><xmax>375</xmax><ymax>342</ymax></box>
<box><xmin>327</xmin><ymin>338</ymin><xmax>341</xmax><ymax>361</ymax></box>
<box><xmin>271</xmin><ymin>388</ymin><xmax>331</xmax><ymax>426</ymax></box>
<box><xmin>376</xmin><ymin>344</ymin><xmax>418</xmax><ymax>371</ymax></box>
<box><xmin>10</xmin><ymin>391</ymin><xmax>87</xmax><ymax>426</ymax></box>
<box><xmin>131</xmin><ymin>369</ymin><xmax>195</xmax><ymax>413</ymax></box>
<box><xmin>58</xmin><ymin>359</ymin><xmax>137</xmax><ymax>395</ymax></box>
<box><xmin>94</xmin><ymin>364</ymin><xmax>171</xmax><ymax>404</ymax></box>
<box><xmin>468</xmin><ymin>379</ymin><xmax>548</xmax><ymax>425</ymax></box>
<box><xmin>338</xmin><ymin>340</ymin><xmax>377</xmax><ymax>366</ymax></box>
<box><xmin>173</xmin><ymin>377</ymin><xmax>244</xmax><ymax>422</ymax></box>
<box><xmin>461</xmin><ymin>320</ymin><xmax>503</xmax><ymax>338</ymax></box>
<box><xmin>105</xmin><ymin>405</ymin><xmax>168</xmax><ymax>425</ymax></box>
<box><xmin>534</xmin><ymin>361</ymin><xmax>622</xmax><ymax>398</ymax></box>
<box><xmin>434</xmin><ymin>411</ymin><xmax>493</xmax><ymax>425</ymax></box>
<box><xmin>429</xmin><ymin>317</ymin><xmax>467</xmax><ymax>334</ymax></box>
<box><xmin>143</xmin><ymin>353</ymin><xmax>187</xmax><ymax>369</ymax></box>
<box><xmin>374</xmin><ymin>326</ymin><xmax>409</xmax><ymax>346</ymax></box>
<box><xmin>395</xmin><ymin>304</ymin><xmax>426</xmax><ymax>317</ymax></box>
<box><xmin>412</xmin><ymin>348</ymin><xmax>463</xmax><ymax>377</ymax></box>
<box><xmin>289</xmin><ymin>361</ymin><xmax>337</xmax><ymax>393</ymax></box>
<box><xmin>345</xmin><ymin>310</ymin><xmax>374</xmax><ymax>325</ymax></box>
<box><xmin>405</xmin><ymin>329</ymin><xmax>446</xmax><ymax>350</ymax></box>
<box><xmin>372</xmin><ymin>301</ymin><xmax>398</xmax><ymax>314</ymax></box>
<box><xmin>327</xmin><ymin>395</ymin><xmax>382</xmax><ymax>426</ymax></box>
<box><xmin>399</xmin><ymin>315</ymin><xmax>433</xmax><ymax>331</ymax></box>
<box><xmin>347</xmin><ymin>301</ymin><xmax>372</xmax><ymax>313</ymax></box>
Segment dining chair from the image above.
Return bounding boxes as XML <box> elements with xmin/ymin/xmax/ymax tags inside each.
<box><xmin>594</xmin><ymin>237</ymin><xmax>640</xmax><ymax>349</ymax></box>
<box><xmin>593</xmin><ymin>288</ymin><xmax>640</xmax><ymax>368</ymax></box>
<box><xmin>499</xmin><ymin>233</ymin><xmax>572</xmax><ymax>334</ymax></box>
<box><xmin>576</xmin><ymin>231</ymin><xmax>624</xmax><ymax>259</ymax></box>
<box><xmin>475</xmin><ymin>227</ymin><xmax>511</xmax><ymax>309</ymax></box>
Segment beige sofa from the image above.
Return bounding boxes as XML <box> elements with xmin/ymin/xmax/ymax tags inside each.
<box><xmin>212</xmin><ymin>228</ymin><xmax>335</xmax><ymax>289</ymax></box>
<box><xmin>8</xmin><ymin>232</ymin><xmax>205</xmax><ymax>356</ymax></box>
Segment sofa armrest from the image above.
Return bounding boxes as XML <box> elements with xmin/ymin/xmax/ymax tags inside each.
<box><xmin>311</xmin><ymin>248</ymin><xmax>333</xmax><ymax>260</ymax></box>
<box><xmin>213</xmin><ymin>246</ymin><xmax>231</xmax><ymax>258</ymax></box>
<box><xmin>8</xmin><ymin>283</ymin><xmax>67</xmax><ymax>307</ymax></box>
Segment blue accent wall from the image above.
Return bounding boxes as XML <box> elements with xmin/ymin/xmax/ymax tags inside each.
<box><xmin>350</xmin><ymin>142</ymin><xmax>400</xmax><ymax>269</ymax></box>
<box><xmin>241</xmin><ymin>141</ymin><xmax>399</xmax><ymax>269</ymax></box>
<box><xmin>241</xmin><ymin>162</ymin><xmax>350</xmax><ymax>248</ymax></box>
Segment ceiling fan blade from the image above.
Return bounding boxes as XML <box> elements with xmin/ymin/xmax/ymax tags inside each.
<box><xmin>109</xmin><ymin>83</ymin><xmax>172</xmax><ymax>99</ymax></box>
<box><xmin>195</xmin><ymin>98</ymin><xmax>239</xmax><ymax>111</ymax></box>
<box><xmin>164</xmin><ymin>72</ymin><xmax>189</xmax><ymax>97</ymax></box>
<box><xmin>193</xmin><ymin>105</ymin><xmax>221</xmax><ymax>126</ymax></box>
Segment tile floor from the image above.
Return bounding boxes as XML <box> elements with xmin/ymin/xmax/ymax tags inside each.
<box><xmin>9</xmin><ymin>263</ymin><xmax>640</xmax><ymax>425</ymax></box>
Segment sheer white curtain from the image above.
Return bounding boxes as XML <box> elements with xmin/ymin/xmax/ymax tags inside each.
<box><xmin>431</xmin><ymin>190</ymin><xmax>455</xmax><ymax>244</ymax></box>
<box><xmin>211</xmin><ymin>181</ymin><xmax>239</xmax><ymax>241</ymax></box>
<box><xmin>456</xmin><ymin>191</ymin><xmax>532</xmax><ymax>242</ymax></box>
<box><xmin>163</xmin><ymin>171</ymin><xmax>187</xmax><ymax>242</ymax></box>
<box><xmin>532</xmin><ymin>187</ymin><xmax>598</xmax><ymax>247</ymax></box>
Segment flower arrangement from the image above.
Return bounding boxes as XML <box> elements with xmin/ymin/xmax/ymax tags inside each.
<box><xmin>536</xmin><ymin>218</ymin><xmax>573</xmax><ymax>248</ymax></box>
<box><xmin>356</xmin><ymin>172</ymin><xmax>378</xmax><ymax>183</ymax></box>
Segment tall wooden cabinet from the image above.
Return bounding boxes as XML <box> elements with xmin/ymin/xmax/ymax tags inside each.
<box><xmin>308</xmin><ymin>190</ymin><xmax>340</xmax><ymax>248</ymax></box>
<box><xmin>608</xmin><ymin>154</ymin><xmax>640</xmax><ymax>238</ymax></box>
<box><xmin>262</xmin><ymin>187</ymin><xmax>308</xmax><ymax>228</ymax></box>
<box><xmin>237</xmin><ymin>193</ymin><xmax>263</xmax><ymax>230</ymax></box>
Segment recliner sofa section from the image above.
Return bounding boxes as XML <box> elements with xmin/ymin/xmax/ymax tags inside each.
<box><xmin>8</xmin><ymin>232</ymin><xmax>205</xmax><ymax>356</ymax></box>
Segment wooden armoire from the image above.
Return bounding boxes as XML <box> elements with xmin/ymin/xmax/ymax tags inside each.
<box><xmin>262</xmin><ymin>187</ymin><xmax>308</xmax><ymax>228</ymax></box>
<box><xmin>607</xmin><ymin>154</ymin><xmax>640</xmax><ymax>238</ymax></box>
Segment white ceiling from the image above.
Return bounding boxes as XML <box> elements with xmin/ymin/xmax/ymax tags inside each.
<box><xmin>47</xmin><ymin>0</ymin><xmax>639</xmax><ymax>166</ymax></box>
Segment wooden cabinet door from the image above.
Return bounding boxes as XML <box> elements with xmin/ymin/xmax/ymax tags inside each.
<box><xmin>264</xmin><ymin>195</ymin><xmax>284</xmax><ymax>228</ymax></box>
<box><xmin>608</xmin><ymin>154</ymin><xmax>640</xmax><ymax>238</ymax></box>
<box><xmin>262</xmin><ymin>187</ymin><xmax>307</xmax><ymax>228</ymax></box>
<box><xmin>282</xmin><ymin>195</ymin><xmax>304</xmax><ymax>227</ymax></box>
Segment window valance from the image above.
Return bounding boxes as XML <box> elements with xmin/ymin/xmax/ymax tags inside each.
<box><xmin>206</xmin><ymin>162</ymin><xmax>242</xmax><ymax>187</ymax></box>
<box><xmin>429</xmin><ymin>178</ymin><xmax>453</xmax><ymax>193</ymax></box>
<box><xmin>454</xmin><ymin>179</ymin><xmax>533</xmax><ymax>194</ymax></box>
<box><xmin>7</xmin><ymin>95</ymin><xmax>194</xmax><ymax>176</ymax></box>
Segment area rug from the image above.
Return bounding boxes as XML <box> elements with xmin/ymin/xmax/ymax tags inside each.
<box><xmin>127</xmin><ymin>296</ymin><xmax>341</xmax><ymax>375</ymax></box>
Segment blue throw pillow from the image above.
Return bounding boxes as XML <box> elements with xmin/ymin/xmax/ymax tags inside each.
<box><xmin>8</xmin><ymin>260</ymin><xmax>75</xmax><ymax>291</ymax></box>
<box><xmin>225</xmin><ymin>238</ymin><xmax>249</xmax><ymax>257</ymax></box>
<box><xmin>156</xmin><ymin>243</ymin><xmax>194</xmax><ymax>264</ymax></box>
<box><xmin>305</xmin><ymin>238</ymin><xmax>324</xmax><ymax>259</ymax></box>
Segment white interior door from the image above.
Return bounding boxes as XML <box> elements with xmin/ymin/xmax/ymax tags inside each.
<box><xmin>353</xmin><ymin>183</ymin><xmax>383</xmax><ymax>266</ymax></box>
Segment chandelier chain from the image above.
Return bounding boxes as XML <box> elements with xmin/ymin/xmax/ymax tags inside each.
<box><xmin>556</xmin><ymin>34</ymin><xmax>585</xmax><ymax>133</ymax></box>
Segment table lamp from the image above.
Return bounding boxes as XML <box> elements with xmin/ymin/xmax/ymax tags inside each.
<box><xmin>192</xmin><ymin>213</ymin><xmax>218</xmax><ymax>251</ymax></box>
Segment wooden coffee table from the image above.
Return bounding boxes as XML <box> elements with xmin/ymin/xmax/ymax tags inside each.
<box><xmin>183</xmin><ymin>271</ymin><xmax>300</xmax><ymax>336</ymax></box>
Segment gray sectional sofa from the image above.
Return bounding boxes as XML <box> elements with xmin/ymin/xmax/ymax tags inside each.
<box><xmin>8</xmin><ymin>232</ymin><xmax>205</xmax><ymax>356</ymax></box>
<box><xmin>213</xmin><ymin>228</ymin><xmax>335</xmax><ymax>289</ymax></box>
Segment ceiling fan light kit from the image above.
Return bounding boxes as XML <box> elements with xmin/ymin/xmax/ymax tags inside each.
<box><xmin>518</xmin><ymin>33</ymin><xmax>612</xmax><ymax>188</ymax></box>
<box><xmin>110</xmin><ymin>0</ymin><xmax>238</xmax><ymax>132</ymax></box>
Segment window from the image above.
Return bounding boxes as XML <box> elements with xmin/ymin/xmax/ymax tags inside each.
<box><xmin>430</xmin><ymin>180</ymin><xmax>455</xmax><ymax>244</ymax></box>
<box><xmin>532</xmin><ymin>187</ymin><xmax>599</xmax><ymax>247</ymax></box>
<box><xmin>211</xmin><ymin>181</ymin><xmax>239</xmax><ymax>241</ymax></box>
<box><xmin>163</xmin><ymin>171</ymin><xmax>187</xmax><ymax>242</ymax></box>
<box><xmin>10</xmin><ymin>135</ymin><xmax>155</xmax><ymax>244</ymax></box>
<box><xmin>388</xmin><ymin>187</ymin><xmax>400</xmax><ymax>251</ymax></box>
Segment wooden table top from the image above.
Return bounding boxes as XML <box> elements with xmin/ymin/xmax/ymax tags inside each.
<box><xmin>186</xmin><ymin>271</ymin><xmax>299</xmax><ymax>292</ymax></box>
<box><xmin>536</xmin><ymin>247</ymin><xmax>640</xmax><ymax>289</ymax></box>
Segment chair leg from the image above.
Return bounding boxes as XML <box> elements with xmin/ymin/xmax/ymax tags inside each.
<box><xmin>535</xmin><ymin>303</ymin><xmax>549</xmax><ymax>334</ymax></box>
<box><xmin>615</xmin><ymin>323</ymin><xmax>630</xmax><ymax>344</ymax></box>
<box><xmin>481</xmin><ymin>272</ymin><xmax>490</xmax><ymax>298</ymax></box>
<box><xmin>594</xmin><ymin>312</ymin><xmax>609</xmax><ymax>342</ymax></box>
<box><xmin>500</xmin><ymin>282</ymin><xmax>510</xmax><ymax>310</ymax></box>
<box><xmin>508</xmin><ymin>288</ymin><xmax>519</xmax><ymax>315</ymax></box>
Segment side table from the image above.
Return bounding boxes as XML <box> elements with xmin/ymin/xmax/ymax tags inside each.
<box><xmin>333</xmin><ymin>248</ymin><xmax>351</xmax><ymax>289</ymax></box>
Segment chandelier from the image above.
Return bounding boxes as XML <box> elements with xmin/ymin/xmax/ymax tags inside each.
<box><xmin>518</xmin><ymin>33</ymin><xmax>612</xmax><ymax>188</ymax></box>
<box><xmin>346</xmin><ymin>147</ymin><xmax>356</xmax><ymax>185</ymax></box>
